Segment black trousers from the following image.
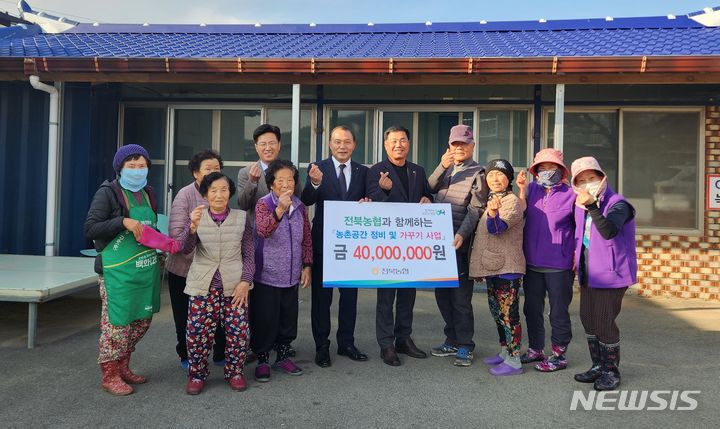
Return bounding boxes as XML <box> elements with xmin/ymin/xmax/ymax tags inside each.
<box><xmin>168</xmin><ymin>271</ymin><xmax>226</xmax><ymax>361</ymax></box>
<box><xmin>522</xmin><ymin>268</ymin><xmax>574</xmax><ymax>350</ymax></box>
<box><xmin>579</xmin><ymin>284</ymin><xmax>627</xmax><ymax>345</ymax></box>
<box><xmin>311</xmin><ymin>254</ymin><xmax>358</xmax><ymax>350</ymax></box>
<box><xmin>376</xmin><ymin>288</ymin><xmax>416</xmax><ymax>349</ymax></box>
<box><xmin>434</xmin><ymin>251</ymin><xmax>475</xmax><ymax>350</ymax></box>
<box><xmin>249</xmin><ymin>281</ymin><xmax>299</xmax><ymax>354</ymax></box>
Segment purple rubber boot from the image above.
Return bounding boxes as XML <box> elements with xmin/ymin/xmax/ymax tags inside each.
<box><xmin>490</xmin><ymin>362</ymin><xmax>524</xmax><ymax>376</ymax></box>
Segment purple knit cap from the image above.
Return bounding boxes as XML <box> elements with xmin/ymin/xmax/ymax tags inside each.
<box><xmin>113</xmin><ymin>144</ymin><xmax>150</xmax><ymax>173</ymax></box>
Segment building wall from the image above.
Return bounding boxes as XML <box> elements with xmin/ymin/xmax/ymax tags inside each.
<box><xmin>0</xmin><ymin>81</ymin><xmax>48</xmax><ymax>255</ymax></box>
<box><xmin>57</xmin><ymin>83</ymin><xmax>120</xmax><ymax>256</ymax></box>
<box><xmin>635</xmin><ymin>106</ymin><xmax>720</xmax><ymax>300</ymax></box>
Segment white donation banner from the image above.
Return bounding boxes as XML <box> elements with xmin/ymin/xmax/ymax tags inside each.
<box><xmin>322</xmin><ymin>201</ymin><xmax>459</xmax><ymax>288</ymax></box>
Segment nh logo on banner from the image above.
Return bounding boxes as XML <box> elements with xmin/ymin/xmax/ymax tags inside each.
<box><xmin>570</xmin><ymin>390</ymin><xmax>700</xmax><ymax>411</ymax></box>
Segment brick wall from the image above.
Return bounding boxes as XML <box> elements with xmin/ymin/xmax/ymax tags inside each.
<box><xmin>634</xmin><ymin>106</ymin><xmax>720</xmax><ymax>300</ymax></box>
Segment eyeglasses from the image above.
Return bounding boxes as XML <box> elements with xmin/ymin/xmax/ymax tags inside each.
<box><xmin>256</xmin><ymin>141</ymin><xmax>279</xmax><ymax>148</ymax></box>
<box><xmin>387</xmin><ymin>139</ymin><xmax>409</xmax><ymax>145</ymax></box>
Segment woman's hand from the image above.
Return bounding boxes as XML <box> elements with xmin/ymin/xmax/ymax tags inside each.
<box><xmin>300</xmin><ymin>266</ymin><xmax>311</xmax><ymax>289</ymax></box>
<box><xmin>486</xmin><ymin>194</ymin><xmax>502</xmax><ymax>218</ymax></box>
<box><xmin>453</xmin><ymin>234</ymin><xmax>464</xmax><ymax>250</ymax></box>
<box><xmin>123</xmin><ymin>217</ymin><xmax>143</xmax><ymax>240</ymax></box>
<box><xmin>232</xmin><ymin>281</ymin><xmax>251</xmax><ymax>308</ymax></box>
<box><xmin>189</xmin><ymin>204</ymin><xmax>205</xmax><ymax>233</ymax></box>
<box><xmin>575</xmin><ymin>188</ymin><xmax>596</xmax><ymax>207</ymax></box>
<box><xmin>276</xmin><ymin>190</ymin><xmax>293</xmax><ymax>216</ymax></box>
<box><xmin>516</xmin><ymin>170</ymin><xmax>528</xmax><ymax>191</ymax></box>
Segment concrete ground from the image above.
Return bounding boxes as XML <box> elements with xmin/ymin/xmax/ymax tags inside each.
<box><xmin>1</xmin><ymin>283</ymin><xmax>719</xmax><ymax>428</ymax></box>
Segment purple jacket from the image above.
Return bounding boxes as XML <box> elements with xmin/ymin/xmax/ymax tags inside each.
<box><xmin>254</xmin><ymin>192</ymin><xmax>313</xmax><ymax>288</ymax></box>
<box><xmin>574</xmin><ymin>188</ymin><xmax>637</xmax><ymax>289</ymax></box>
<box><xmin>523</xmin><ymin>182</ymin><xmax>576</xmax><ymax>270</ymax></box>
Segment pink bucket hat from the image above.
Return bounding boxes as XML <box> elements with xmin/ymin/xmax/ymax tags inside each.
<box><xmin>448</xmin><ymin>124</ymin><xmax>474</xmax><ymax>145</ymax></box>
<box><xmin>528</xmin><ymin>148</ymin><xmax>569</xmax><ymax>180</ymax></box>
<box><xmin>570</xmin><ymin>156</ymin><xmax>606</xmax><ymax>186</ymax></box>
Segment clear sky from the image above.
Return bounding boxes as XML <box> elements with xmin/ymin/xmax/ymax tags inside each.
<box><xmin>2</xmin><ymin>0</ymin><xmax>717</xmax><ymax>25</ymax></box>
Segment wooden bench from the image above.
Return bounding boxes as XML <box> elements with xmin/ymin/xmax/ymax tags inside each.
<box><xmin>0</xmin><ymin>254</ymin><xmax>97</xmax><ymax>349</ymax></box>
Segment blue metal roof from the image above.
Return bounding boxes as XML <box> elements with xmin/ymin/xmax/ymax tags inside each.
<box><xmin>0</xmin><ymin>24</ymin><xmax>41</xmax><ymax>42</ymax></box>
<box><xmin>1</xmin><ymin>15</ymin><xmax>720</xmax><ymax>59</ymax></box>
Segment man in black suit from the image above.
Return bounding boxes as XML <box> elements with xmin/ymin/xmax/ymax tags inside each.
<box><xmin>301</xmin><ymin>125</ymin><xmax>370</xmax><ymax>368</ymax></box>
<box><xmin>366</xmin><ymin>125</ymin><xmax>433</xmax><ymax>366</ymax></box>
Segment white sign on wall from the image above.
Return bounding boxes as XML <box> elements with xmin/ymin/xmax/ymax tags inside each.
<box><xmin>707</xmin><ymin>175</ymin><xmax>720</xmax><ymax>211</ymax></box>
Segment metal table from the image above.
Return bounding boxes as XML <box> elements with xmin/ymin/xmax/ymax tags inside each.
<box><xmin>0</xmin><ymin>254</ymin><xmax>97</xmax><ymax>349</ymax></box>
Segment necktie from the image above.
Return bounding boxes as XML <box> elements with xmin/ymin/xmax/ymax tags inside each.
<box><xmin>338</xmin><ymin>164</ymin><xmax>348</xmax><ymax>199</ymax></box>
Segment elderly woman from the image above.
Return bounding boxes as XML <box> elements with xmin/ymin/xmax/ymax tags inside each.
<box><xmin>165</xmin><ymin>149</ymin><xmax>226</xmax><ymax>370</ymax></box>
<box><xmin>570</xmin><ymin>157</ymin><xmax>637</xmax><ymax>391</ymax></box>
<box><xmin>84</xmin><ymin>144</ymin><xmax>161</xmax><ymax>396</ymax></box>
<box><xmin>515</xmin><ymin>149</ymin><xmax>576</xmax><ymax>372</ymax></box>
<box><xmin>469</xmin><ymin>159</ymin><xmax>526</xmax><ymax>377</ymax></box>
<box><xmin>251</xmin><ymin>159</ymin><xmax>312</xmax><ymax>382</ymax></box>
<box><xmin>178</xmin><ymin>172</ymin><xmax>254</xmax><ymax>395</ymax></box>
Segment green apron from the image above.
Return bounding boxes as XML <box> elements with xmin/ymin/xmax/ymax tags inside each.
<box><xmin>101</xmin><ymin>188</ymin><xmax>161</xmax><ymax>326</ymax></box>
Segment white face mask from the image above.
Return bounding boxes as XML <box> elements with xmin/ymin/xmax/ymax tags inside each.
<box><xmin>581</xmin><ymin>180</ymin><xmax>602</xmax><ymax>197</ymax></box>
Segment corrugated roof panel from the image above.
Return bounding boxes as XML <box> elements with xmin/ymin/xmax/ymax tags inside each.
<box><xmin>2</xmin><ymin>16</ymin><xmax>720</xmax><ymax>59</ymax></box>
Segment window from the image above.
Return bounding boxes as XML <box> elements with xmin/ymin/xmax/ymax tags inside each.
<box><xmin>477</xmin><ymin>110</ymin><xmax>529</xmax><ymax>169</ymax></box>
<box><xmin>122</xmin><ymin>106</ymin><xmax>168</xmax><ymax>212</ymax></box>
<box><xmin>622</xmin><ymin>111</ymin><xmax>701</xmax><ymax>230</ymax></box>
<box><xmin>548</xmin><ymin>111</ymin><xmax>619</xmax><ymax>188</ymax></box>
<box><xmin>266</xmin><ymin>107</ymin><xmax>313</xmax><ymax>165</ymax></box>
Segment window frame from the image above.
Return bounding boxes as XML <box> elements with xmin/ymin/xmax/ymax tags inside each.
<box><xmin>119</xmin><ymin>102</ymin><xmax>316</xmax><ymax>212</ymax></box>
<box><xmin>541</xmin><ymin>106</ymin><xmax>705</xmax><ymax>234</ymax></box>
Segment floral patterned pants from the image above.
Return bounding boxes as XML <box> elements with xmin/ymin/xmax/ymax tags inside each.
<box><xmin>187</xmin><ymin>286</ymin><xmax>250</xmax><ymax>380</ymax></box>
<box><xmin>98</xmin><ymin>277</ymin><xmax>152</xmax><ymax>364</ymax></box>
<box><xmin>486</xmin><ymin>277</ymin><xmax>522</xmax><ymax>357</ymax></box>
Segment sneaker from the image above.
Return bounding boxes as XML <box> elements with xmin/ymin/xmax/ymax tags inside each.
<box><xmin>186</xmin><ymin>377</ymin><xmax>205</xmax><ymax>395</ymax></box>
<box><xmin>431</xmin><ymin>343</ymin><xmax>458</xmax><ymax>357</ymax></box>
<box><xmin>453</xmin><ymin>347</ymin><xmax>473</xmax><ymax>367</ymax></box>
<box><xmin>520</xmin><ymin>348</ymin><xmax>545</xmax><ymax>364</ymax></box>
<box><xmin>254</xmin><ymin>363</ymin><xmax>271</xmax><ymax>382</ymax></box>
<box><xmin>535</xmin><ymin>354</ymin><xmax>568</xmax><ymax>372</ymax></box>
<box><xmin>228</xmin><ymin>375</ymin><xmax>247</xmax><ymax>391</ymax></box>
<box><xmin>272</xmin><ymin>358</ymin><xmax>303</xmax><ymax>376</ymax></box>
<box><xmin>489</xmin><ymin>362</ymin><xmax>524</xmax><ymax>376</ymax></box>
<box><xmin>180</xmin><ymin>359</ymin><xmax>189</xmax><ymax>370</ymax></box>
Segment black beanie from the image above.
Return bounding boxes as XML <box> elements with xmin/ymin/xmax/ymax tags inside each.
<box><xmin>485</xmin><ymin>159</ymin><xmax>514</xmax><ymax>184</ymax></box>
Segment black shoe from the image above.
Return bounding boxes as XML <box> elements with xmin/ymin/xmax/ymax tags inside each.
<box><xmin>338</xmin><ymin>344</ymin><xmax>368</xmax><ymax>362</ymax></box>
<box><xmin>315</xmin><ymin>347</ymin><xmax>332</xmax><ymax>368</ymax></box>
<box><xmin>381</xmin><ymin>347</ymin><xmax>401</xmax><ymax>366</ymax></box>
<box><xmin>395</xmin><ymin>338</ymin><xmax>428</xmax><ymax>359</ymax></box>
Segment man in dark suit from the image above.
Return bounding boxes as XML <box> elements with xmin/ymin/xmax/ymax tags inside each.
<box><xmin>302</xmin><ymin>125</ymin><xmax>370</xmax><ymax>368</ymax></box>
<box><xmin>366</xmin><ymin>125</ymin><xmax>433</xmax><ymax>366</ymax></box>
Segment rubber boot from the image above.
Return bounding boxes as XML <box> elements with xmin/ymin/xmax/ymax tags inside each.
<box><xmin>594</xmin><ymin>342</ymin><xmax>621</xmax><ymax>391</ymax></box>
<box><xmin>100</xmin><ymin>361</ymin><xmax>133</xmax><ymax>396</ymax></box>
<box><xmin>574</xmin><ymin>334</ymin><xmax>602</xmax><ymax>383</ymax></box>
<box><xmin>119</xmin><ymin>354</ymin><xmax>147</xmax><ymax>384</ymax></box>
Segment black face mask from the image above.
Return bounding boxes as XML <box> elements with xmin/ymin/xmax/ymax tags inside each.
<box><xmin>488</xmin><ymin>190</ymin><xmax>510</xmax><ymax>201</ymax></box>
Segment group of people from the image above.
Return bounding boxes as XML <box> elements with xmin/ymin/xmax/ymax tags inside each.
<box><xmin>84</xmin><ymin>121</ymin><xmax>637</xmax><ymax>397</ymax></box>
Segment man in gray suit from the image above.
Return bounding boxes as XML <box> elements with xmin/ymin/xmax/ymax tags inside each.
<box><xmin>237</xmin><ymin>123</ymin><xmax>301</xmax><ymax>358</ymax></box>
<box><xmin>236</xmin><ymin>123</ymin><xmax>301</xmax><ymax>215</ymax></box>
